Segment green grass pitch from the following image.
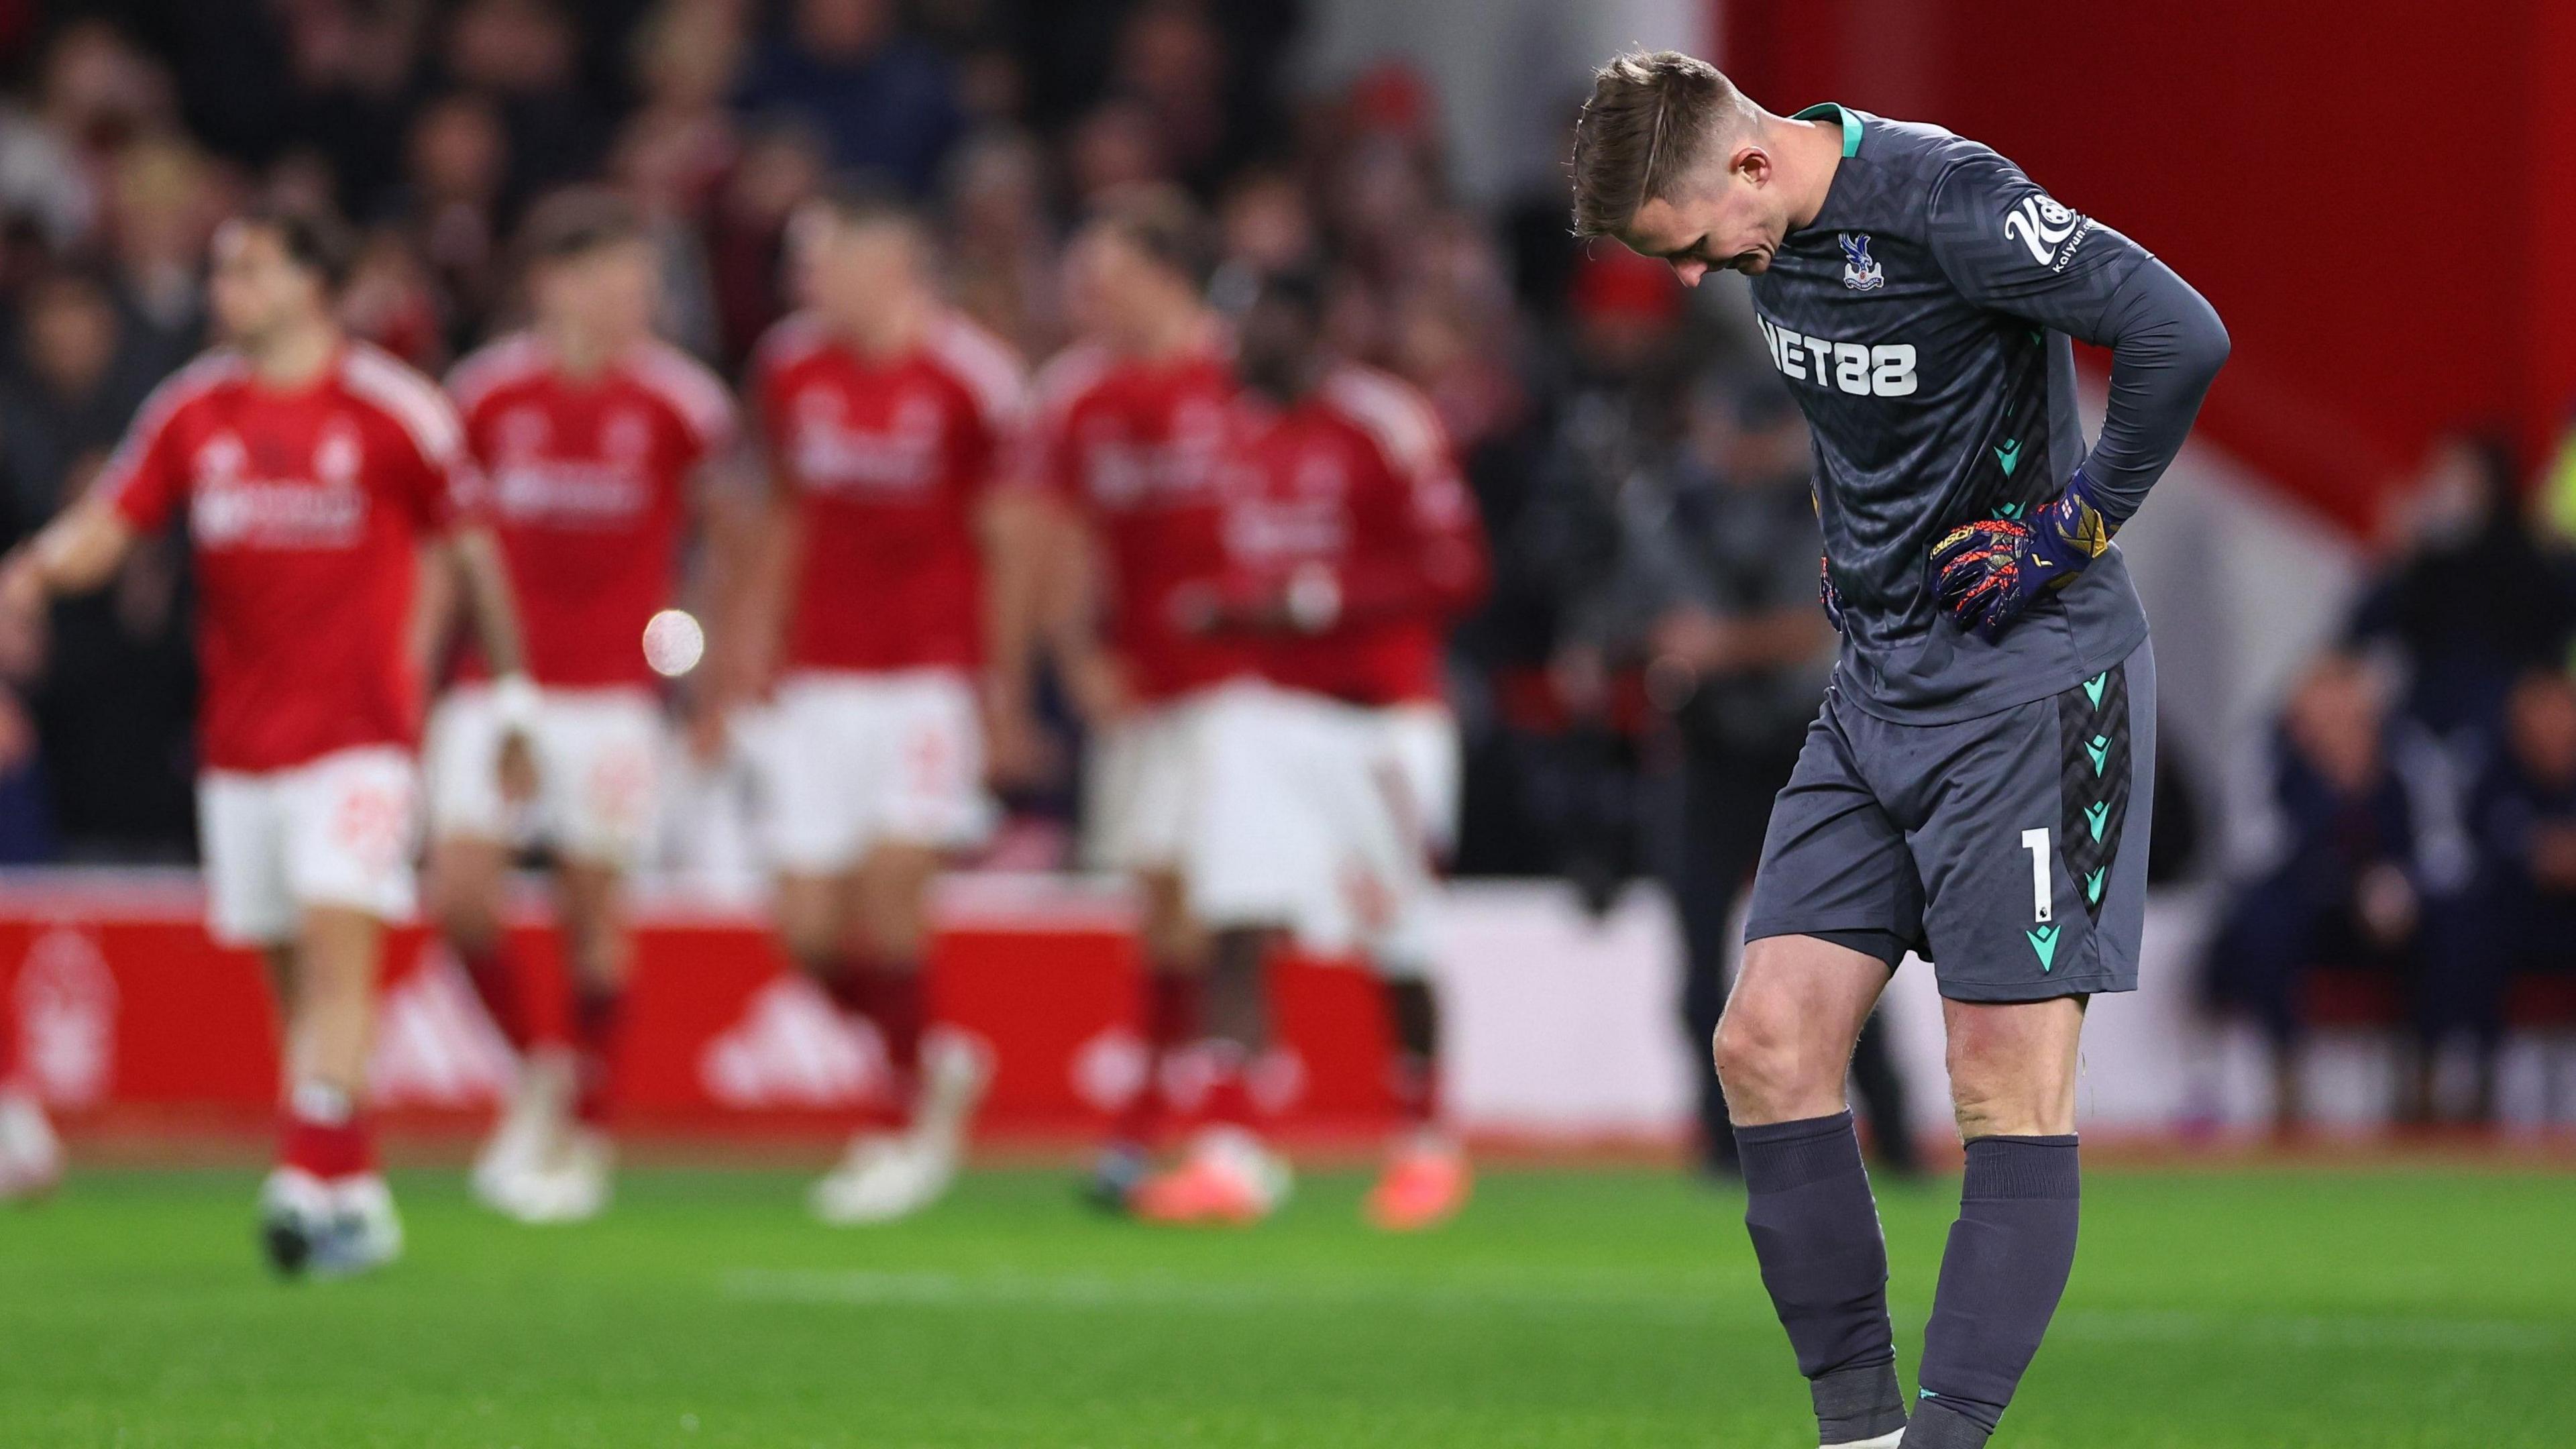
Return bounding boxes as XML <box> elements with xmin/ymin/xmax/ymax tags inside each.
<box><xmin>1</xmin><ymin>1163</ymin><xmax>2569</xmax><ymax>1446</ymax></box>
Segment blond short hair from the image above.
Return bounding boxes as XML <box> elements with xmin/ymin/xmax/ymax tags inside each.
<box><xmin>1568</xmin><ymin>50</ymin><xmax>1750</xmax><ymax>239</ymax></box>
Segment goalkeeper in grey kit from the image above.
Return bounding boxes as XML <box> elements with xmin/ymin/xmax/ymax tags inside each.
<box><xmin>1570</xmin><ymin>50</ymin><xmax>2229</xmax><ymax>1449</ymax></box>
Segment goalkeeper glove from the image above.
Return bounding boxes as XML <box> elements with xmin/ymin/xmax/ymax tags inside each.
<box><xmin>1929</xmin><ymin>469</ymin><xmax>2116</xmax><ymax>639</ymax></box>
<box><xmin>1819</xmin><ymin>554</ymin><xmax>1847</xmax><ymax>633</ymax></box>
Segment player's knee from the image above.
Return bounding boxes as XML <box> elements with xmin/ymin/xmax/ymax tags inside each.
<box><xmin>1952</xmin><ymin>1094</ymin><xmax>2043</xmax><ymax>1141</ymax></box>
<box><xmin>772</xmin><ymin>904</ymin><xmax>843</xmax><ymax>975</ymax></box>
<box><xmin>561</xmin><ymin>916</ymin><xmax>628</xmax><ymax>989</ymax></box>
<box><xmin>1136</xmin><ymin>873</ymin><xmax>1203</xmax><ymax>971</ymax></box>
<box><xmin>777</xmin><ymin>925</ymin><xmax>839</xmax><ymax>977</ymax></box>
<box><xmin>1947</xmin><ymin>1063</ymin><xmax>2072</xmax><ymax>1140</ymax></box>
<box><xmin>423</xmin><ymin>843</ymin><xmax>506</xmax><ymax>952</ymax></box>
<box><xmin>1945</xmin><ymin>1000</ymin><xmax>2082</xmax><ymax>1138</ymax></box>
<box><xmin>294</xmin><ymin>907</ymin><xmax>383</xmax><ymax>989</ymax></box>
<box><xmin>429</xmin><ymin>888</ymin><xmax>502</xmax><ymax>955</ymax></box>
<box><xmin>1712</xmin><ymin>1004</ymin><xmax>1809</xmax><ymax>1118</ymax></box>
<box><xmin>855</xmin><ymin>904</ymin><xmax>928</xmax><ymax>965</ymax></box>
<box><xmin>853</xmin><ymin>848</ymin><xmax>938</xmax><ymax>960</ymax></box>
<box><xmin>769</xmin><ymin>877</ymin><xmax>846</xmax><ymax>974</ymax></box>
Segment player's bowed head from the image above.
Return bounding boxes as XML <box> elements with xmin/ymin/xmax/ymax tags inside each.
<box><xmin>1569</xmin><ymin>49</ymin><xmax>1845</xmax><ymax>286</ymax></box>
<box><xmin>518</xmin><ymin>186</ymin><xmax>659</xmax><ymax>376</ymax></box>
<box><xmin>1063</xmin><ymin>183</ymin><xmax>1218</xmax><ymax>362</ymax></box>
<box><xmin>1232</xmin><ymin>268</ymin><xmax>1330</xmax><ymax>409</ymax></box>
<box><xmin>788</xmin><ymin>178</ymin><xmax>936</xmax><ymax>358</ymax></box>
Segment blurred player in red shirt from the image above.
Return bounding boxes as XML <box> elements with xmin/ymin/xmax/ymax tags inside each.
<box><xmin>1131</xmin><ymin>269</ymin><xmax>1489</xmax><ymax>1228</ymax></box>
<box><xmin>0</xmin><ymin>209</ymin><xmax>536</xmax><ymax>1276</ymax></box>
<box><xmin>1024</xmin><ymin>187</ymin><xmax>1260</xmax><ymax>1206</ymax></box>
<box><xmin>731</xmin><ymin>184</ymin><xmax>1039</xmax><ymax>1224</ymax></box>
<box><xmin>429</xmin><ymin>189</ymin><xmax>739</xmax><ymax>1224</ymax></box>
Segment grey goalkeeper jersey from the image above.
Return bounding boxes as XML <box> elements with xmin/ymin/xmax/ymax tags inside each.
<box><xmin>1750</xmin><ymin>105</ymin><xmax>2227</xmax><ymax>724</ymax></box>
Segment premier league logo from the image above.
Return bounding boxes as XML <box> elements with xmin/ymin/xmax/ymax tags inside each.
<box><xmin>1839</xmin><ymin>233</ymin><xmax>1884</xmax><ymax>291</ymax></box>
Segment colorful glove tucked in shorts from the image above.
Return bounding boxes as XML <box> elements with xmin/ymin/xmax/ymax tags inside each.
<box><xmin>1929</xmin><ymin>469</ymin><xmax>2116</xmax><ymax>639</ymax></box>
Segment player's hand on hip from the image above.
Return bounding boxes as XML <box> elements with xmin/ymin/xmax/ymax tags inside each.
<box><xmin>1929</xmin><ymin>517</ymin><xmax>2043</xmax><ymax>637</ymax></box>
<box><xmin>1930</xmin><ymin>470</ymin><xmax>2114</xmax><ymax>639</ymax></box>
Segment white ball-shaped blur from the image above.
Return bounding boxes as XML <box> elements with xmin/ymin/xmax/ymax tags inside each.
<box><xmin>643</xmin><ymin>608</ymin><xmax>705</xmax><ymax>678</ymax></box>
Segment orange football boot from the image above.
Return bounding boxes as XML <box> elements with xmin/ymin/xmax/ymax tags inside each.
<box><xmin>1364</xmin><ymin>1136</ymin><xmax>1471</xmax><ymax>1231</ymax></box>
<box><xmin>1129</xmin><ymin>1128</ymin><xmax>1291</xmax><ymax>1226</ymax></box>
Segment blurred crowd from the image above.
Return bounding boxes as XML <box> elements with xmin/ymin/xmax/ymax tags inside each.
<box><xmin>2205</xmin><ymin>435</ymin><xmax>2576</xmax><ymax>1129</ymax></box>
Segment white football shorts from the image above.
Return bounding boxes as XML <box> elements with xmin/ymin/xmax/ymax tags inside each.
<box><xmin>1187</xmin><ymin>686</ymin><xmax>1458</xmax><ymax>967</ymax></box>
<box><xmin>198</xmin><ymin>745</ymin><xmax>421</xmax><ymax>946</ymax></box>
<box><xmin>743</xmin><ymin>668</ymin><xmax>994</xmax><ymax>875</ymax></box>
<box><xmin>424</xmin><ymin>682</ymin><xmax>665</xmax><ymax>867</ymax></box>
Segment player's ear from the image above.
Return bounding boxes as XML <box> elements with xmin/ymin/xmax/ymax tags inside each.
<box><xmin>1730</xmin><ymin>142</ymin><xmax>1772</xmax><ymax>191</ymax></box>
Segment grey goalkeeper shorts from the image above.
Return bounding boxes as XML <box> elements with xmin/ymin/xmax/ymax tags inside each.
<box><xmin>1741</xmin><ymin>639</ymin><xmax>2155</xmax><ymax>1002</ymax></box>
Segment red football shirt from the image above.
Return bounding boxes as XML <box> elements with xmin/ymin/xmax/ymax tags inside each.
<box><xmin>1220</xmin><ymin>366</ymin><xmax>1489</xmax><ymax>706</ymax></box>
<box><xmin>447</xmin><ymin>333</ymin><xmax>736</xmax><ymax>688</ymax></box>
<box><xmin>1024</xmin><ymin>339</ymin><xmax>1254</xmax><ymax>703</ymax></box>
<box><xmin>101</xmin><ymin>343</ymin><xmax>471</xmax><ymax>773</ymax></box>
<box><xmin>752</xmin><ymin>311</ymin><xmax>1024</xmax><ymax>674</ymax></box>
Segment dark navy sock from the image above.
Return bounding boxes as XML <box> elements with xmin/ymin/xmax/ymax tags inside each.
<box><xmin>1907</xmin><ymin>1135</ymin><xmax>2083</xmax><ymax>1448</ymax></box>
<box><xmin>1736</xmin><ymin>1111</ymin><xmax>1904</xmax><ymax>1444</ymax></box>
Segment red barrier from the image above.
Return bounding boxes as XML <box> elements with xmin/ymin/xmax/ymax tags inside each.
<box><xmin>0</xmin><ymin>874</ymin><xmax>1399</xmax><ymax>1143</ymax></box>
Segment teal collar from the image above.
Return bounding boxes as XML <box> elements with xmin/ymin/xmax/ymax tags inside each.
<box><xmin>1791</xmin><ymin>102</ymin><xmax>1864</xmax><ymax>158</ymax></box>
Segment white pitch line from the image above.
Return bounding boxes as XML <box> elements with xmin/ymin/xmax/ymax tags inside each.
<box><xmin>718</xmin><ymin>1267</ymin><xmax>1748</xmax><ymax>1321</ymax></box>
<box><xmin>716</xmin><ymin>1269</ymin><xmax>2569</xmax><ymax>1353</ymax></box>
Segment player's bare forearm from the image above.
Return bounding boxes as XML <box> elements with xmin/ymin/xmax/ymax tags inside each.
<box><xmin>977</xmin><ymin>490</ymin><xmax>1053</xmax><ymax>713</ymax></box>
<box><xmin>444</xmin><ymin>526</ymin><xmax>539</xmax><ymax>800</ymax></box>
<box><xmin>405</xmin><ymin>538</ymin><xmax>460</xmax><ymax>678</ymax></box>
<box><xmin>444</xmin><ymin>526</ymin><xmax>530</xmax><ymax>679</ymax></box>
<box><xmin>0</xmin><ymin>501</ymin><xmax>137</xmax><ymax>614</ymax></box>
<box><xmin>688</xmin><ymin>475</ymin><xmax>769</xmax><ymax>697</ymax></box>
<box><xmin>1061</xmin><ymin>523</ymin><xmax>1114</xmax><ymax>662</ymax></box>
<box><xmin>1037</xmin><ymin>512</ymin><xmax>1130</xmax><ymax>723</ymax></box>
<box><xmin>711</xmin><ymin>490</ymin><xmax>797</xmax><ymax>704</ymax></box>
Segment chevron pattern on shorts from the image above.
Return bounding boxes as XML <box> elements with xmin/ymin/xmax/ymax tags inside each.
<box><xmin>2053</xmin><ymin>662</ymin><xmax>2131</xmax><ymax>922</ymax></box>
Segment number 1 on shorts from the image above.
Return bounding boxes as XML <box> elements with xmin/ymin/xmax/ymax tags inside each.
<box><xmin>2019</xmin><ymin>827</ymin><xmax>2053</xmax><ymax>923</ymax></box>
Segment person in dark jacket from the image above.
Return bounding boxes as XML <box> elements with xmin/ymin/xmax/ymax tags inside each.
<box><xmin>2204</xmin><ymin>653</ymin><xmax>2461</xmax><ymax>1127</ymax></box>
<box><xmin>1591</xmin><ymin>374</ymin><xmax>1919</xmax><ymax>1177</ymax></box>
<box><xmin>2453</xmin><ymin>668</ymin><xmax>2576</xmax><ymax>1120</ymax></box>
